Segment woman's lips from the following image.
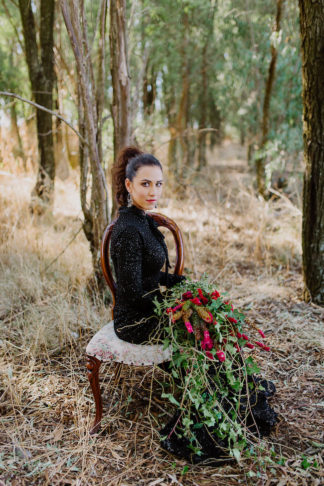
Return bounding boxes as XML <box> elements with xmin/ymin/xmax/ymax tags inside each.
<box><xmin>147</xmin><ymin>199</ymin><xmax>156</xmax><ymax>202</ymax></box>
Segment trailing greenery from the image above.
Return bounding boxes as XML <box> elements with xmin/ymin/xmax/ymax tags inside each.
<box><xmin>154</xmin><ymin>275</ymin><xmax>273</xmax><ymax>460</ymax></box>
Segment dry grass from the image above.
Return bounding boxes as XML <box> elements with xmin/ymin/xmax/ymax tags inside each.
<box><xmin>0</xmin><ymin>143</ymin><xmax>323</xmax><ymax>485</ymax></box>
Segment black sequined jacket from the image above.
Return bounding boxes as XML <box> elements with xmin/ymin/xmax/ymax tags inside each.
<box><xmin>110</xmin><ymin>205</ymin><xmax>185</xmax><ymax>344</ymax></box>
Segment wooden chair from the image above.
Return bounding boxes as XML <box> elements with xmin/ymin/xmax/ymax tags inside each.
<box><xmin>86</xmin><ymin>212</ymin><xmax>184</xmax><ymax>434</ymax></box>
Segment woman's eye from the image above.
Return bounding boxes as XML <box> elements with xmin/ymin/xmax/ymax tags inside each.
<box><xmin>142</xmin><ymin>182</ymin><xmax>150</xmax><ymax>187</ymax></box>
<box><xmin>156</xmin><ymin>182</ymin><xmax>163</xmax><ymax>187</ymax></box>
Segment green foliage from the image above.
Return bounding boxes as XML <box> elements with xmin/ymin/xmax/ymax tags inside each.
<box><xmin>0</xmin><ymin>2</ymin><xmax>29</xmax><ymax>114</ymax></box>
<box><xmin>0</xmin><ymin>0</ymin><xmax>303</xmax><ymax>185</ymax></box>
<box><xmin>154</xmin><ymin>275</ymin><xmax>272</xmax><ymax>460</ymax></box>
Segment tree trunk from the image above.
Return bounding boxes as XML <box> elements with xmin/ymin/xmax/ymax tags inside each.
<box><xmin>109</xmin><ymin>0</ymin><xmax>132</xmax><ymax>216</ymax></box>
<box><xmin>198</xmin><ymin>0</ymin><xmax>217</xmax><ymax>170</ymax></box>
<box><xmin>299</xmin><ymin>0</ymin><xmax>324</xmax><ymax>305</ymax></box>
<box><xmin>10</xmin><ymin>101</ymin><xmax>26</xmax><ymax>171</ymax></box>
<box><xmin>256</xmin><ymin>0</ymin><xmax>284</xmax><ymax>196</ymax></box>
<box><xmin>60</xmin><ymin>0</ymin><xmax>109</xmax><ymax>284</ymax></box>
<box><xmin>198</xmin><ymin>42</ymin><xmax>208</xmax><ymax>170</ymax></box>
<box><xmin>176</xmin><ymin>10</ymin><xmax>191</xmax><ymax>178</ymax></box>
<box><xmin>143</xmin><ymin>66</ymin><xmax>157</xmax><ymax>117</ymax></box>
<box><xmin>18</xmin><ymin>0</ymin><xmax>55</xmax><ymax>212</ymax></box>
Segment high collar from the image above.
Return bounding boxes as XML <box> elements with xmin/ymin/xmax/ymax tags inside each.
<box><xmin>118</xmin><ymin>204</ymin><xmax>147</xmax><ymax>221</ymax></box>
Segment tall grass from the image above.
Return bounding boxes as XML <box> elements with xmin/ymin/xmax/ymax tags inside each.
<box><xmin>1</xmin><ymin>148</ymin><xmax>323</xmax><ymax>485</ymax></box>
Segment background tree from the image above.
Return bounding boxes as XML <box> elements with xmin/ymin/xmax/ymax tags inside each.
<box><xmin>110</xmin><ymin>0</ymin><xmax>132</xmax><ymax>215</ymax></box>
<box><xmin>299</xmin><ymin>0</ymin><xmax>324</xmax><ymax>305</ymax></box>
<box><xmin>0</xmin><ymin>1</ymin><xmax>28</xmax><ymax>170</ymax></box>
<box><xmin>18</xmin><ymin>0</ymin><xmax>55</xmax><ymax>211</ymax></box>
<box><xmin>60</xmin><ymin>0</ymin><xmax>109</xmax><ymax>284</ymax></box>
<box><xmin>255</xmin><ymin>0</ymin><xmax>284</xmax><ymax>196</ymax></box>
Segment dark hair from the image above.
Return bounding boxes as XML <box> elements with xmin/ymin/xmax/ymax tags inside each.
<box><xmin>112</xmin><ymin>146</ymin><xmax>163</xmax><ymax>206</ymax></box>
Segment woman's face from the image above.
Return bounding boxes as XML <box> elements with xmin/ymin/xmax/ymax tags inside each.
<box><xmin>125</xmin><ymin>165</ymin><xmax>163</xmax><ymax>211</ymax></box>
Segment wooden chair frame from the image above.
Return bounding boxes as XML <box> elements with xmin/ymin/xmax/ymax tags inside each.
<box><xmin>86</xmin><ymin>212</ymin><xmax>184</xmax><ymax>433</ymax></box>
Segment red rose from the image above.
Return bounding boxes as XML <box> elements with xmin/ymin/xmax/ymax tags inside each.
<box><xmin>226</xmin><ymin>316</ymin><xmax>238</xmax><ymax>324</ymax></box>
<box><xmin>263</xmin><ymin>345</ymin><xmax>270</xmax><ymax>352</ymax></box>
<box><xmin>242</xmin><ymin>334</ymin><xmax>249</xmax><ymax>340</ymax></box>
<box><xmin>190</xmin><ymin>297</ymin><xmax>202</xmax><ymax>305</ymax></box>
<box><xmin>246</xmin><ymin>343</ymin><xmax>254</xmax><ymax>349</ymax></box>
<box><xmin>255</xmin><ymin>341</ymin><xmax>264</xmax><ymax>348</ymax></box>
<box><xmin>237</xmin><ymin>331</ymin><xmax>242</xmax><ymax>339</ymax></box>
<box><xmin>182</xmin><ymin>291</ymin><xmax>193</xmax><ymax>300</ymax></box>
<box><xmin>216</xmin><ymin>350</ymin><xmax>226</xmax><ymax>362</ymax></box>
<box><xmin>206</xmin><ymin>351</ymin><xmax>214</xmax><ymax>360</ymax></box>
<box><xmin>258</xmin><ymin>329</ymin><xmax>266</xmax><ymax>339</ymax></box>
<box><xmin>211</xmin><ymin>290</ymin><xmax>220</xmax><ymax>299</ymax></box>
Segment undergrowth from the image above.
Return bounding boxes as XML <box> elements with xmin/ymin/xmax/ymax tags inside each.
<box><xmin>0</xmin><ymin>144</ymin><xmax>323</xmax><ymax>485</ymax></box>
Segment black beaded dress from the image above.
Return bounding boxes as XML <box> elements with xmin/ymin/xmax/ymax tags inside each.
<box><xmin>110</xmin><ymin>204</ymin><xmax>278</xmax><ymax>464</ymax></box>
<box><xmin>110</xmin><ymin>204</ymin><xmax>185</xmax><ymax>344</ymax></box>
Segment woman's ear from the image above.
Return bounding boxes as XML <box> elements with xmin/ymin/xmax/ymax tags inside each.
<box><xmin>125</xmin><ymin>178</ymin><xmax>131</xmax><ymax>193</ymax></box>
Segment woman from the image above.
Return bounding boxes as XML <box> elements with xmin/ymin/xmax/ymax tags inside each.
<box><xmin>110</xmin><ymin>146</ymin><xmax>185</xmax><ymax>345</ymax></box>
<box><xmin>110</xmin><ymin>146</ymin><xmax>277</xmax><ymax>464</ymax></box>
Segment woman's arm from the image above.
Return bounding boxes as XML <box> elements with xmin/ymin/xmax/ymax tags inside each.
<box><xmin>159</xmin><ymin>271</ymin><xmax>186</xmax><ymax>288</ymax></box>
<box><xmin>113</xmin><ymin>226</ymin><xmax>163</xmax><ymax>312</ymax></box>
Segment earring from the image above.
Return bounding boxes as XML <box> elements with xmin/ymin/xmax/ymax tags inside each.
<box><xmin>154</xmin><ymin>202</ymin><xmax>158</xmax><ymax>209</ymax></box>
<box><xmin>127</xmin><ymin>193</ymin><xmax>133</xmax><ymax>207</ymax></box>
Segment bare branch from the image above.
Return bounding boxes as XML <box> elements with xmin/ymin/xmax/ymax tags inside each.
<box><xmin>0</xmin><ymin>91</ymin><xmax>86</xmax><ymax>144</ymax></box>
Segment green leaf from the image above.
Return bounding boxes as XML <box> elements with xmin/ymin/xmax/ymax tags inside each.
<box><xmin>181</xmin><ymin>465</ymin><xmax>189</xmax><ymax>475</ymax></box>
<box><xmin>301</xmin><ymin>456</ymin><xmax>311</xmax><ymax>470</ymax></box>
<box><xmin>232</xmin><ymin>448</ymin><xmax>241</xmax><ymax>462</ymax></box>
<box><xmin>162</xmin><ymin>338</ymin><xmax>170</xmax><ymax>350</ymax></box>
<box><xmin>245</xmin><ymin>356</ymin><xmax>260</xmax><ymax>375</ymax></box>
<box><xmin>161</xmin><ymin>393</ymin><xmax>180</xmax><ymax>406</ymax></box>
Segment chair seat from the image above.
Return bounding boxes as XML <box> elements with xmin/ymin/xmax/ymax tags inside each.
<box><xmin>86</xmin><ymin>321</ymin><xmax>172</xmax><ymax>365</ymax></box>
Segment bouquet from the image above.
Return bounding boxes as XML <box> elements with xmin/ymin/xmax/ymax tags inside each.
<box><xmin>153</xmin><ymin>275</ymin><xmax>276</xmax><ymax>462</ymax></box>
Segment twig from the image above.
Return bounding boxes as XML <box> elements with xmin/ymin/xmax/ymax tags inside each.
<box><xmin>42</xmin><ymin>224</ymin><xmax>84</xmax><ymax>274</ymax></box>
<box><xmin>0</xmin><ymin>91</ymin><xmax>86</xmax><ymax>144</ymax></box>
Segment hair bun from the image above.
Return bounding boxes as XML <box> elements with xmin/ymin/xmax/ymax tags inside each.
<box><xmin>113</xmin><ymin>146</ymin><xmax>143</xmax><ymax>207</ymax></box>
<box><xmin>119</xmin><ymin>146</ymin><xmax>143</xmax><ymax>165</ymax></box>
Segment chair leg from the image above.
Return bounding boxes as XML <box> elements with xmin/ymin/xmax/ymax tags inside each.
<box><xmin>86</xmin><ymin>355</ymin><xmax>102</xmax><ymax>435</ymax></box>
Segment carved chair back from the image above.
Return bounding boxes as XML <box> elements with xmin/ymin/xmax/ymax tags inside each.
<box><xmin>100</xmin><ymin>212</ymin><xmax>185</xmax><ymax>315</ymax></box>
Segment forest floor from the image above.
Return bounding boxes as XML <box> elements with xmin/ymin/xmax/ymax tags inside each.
<box><xmin>0</xmin><ymin>142</ymin><xmax>323</xmax><ymax>485</ymax></box>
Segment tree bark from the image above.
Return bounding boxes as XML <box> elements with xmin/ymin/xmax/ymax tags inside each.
<box><xmin>109</xmin><ymin>0</ymin><xmax>132</xmax><ymax>216</ymax></box>
<box><xmin>299</xmin><ymin>0</ymin><xmax>324</xmax><ymax>305</ymax></box>
<box><xmin>197</xmin><ymin>40</ymin><xmax>208</xmax><ymax>171</ymax></box>
<box><xmin>198</xmin><ymin>0</ymin><xmax>217</xmax><ymax>170</ymax></box>
<box><xmin>143</xmin><ymin>65</ymin><xmax>157</xmax><ymax>117</ymax></box>
<box><xmin>256</xmin><ymin>0</ymin><xmax>284</xmax><ymax>196</ymax></box>
<box><xmin>18</xmin><ymin>0</ymin><xmax>55</xmax><ymax>211</ymax></box>
<box><xmin>176</xmin><ymin>10</ymin><xmax>192</xmax><ymax>178</ymax></box>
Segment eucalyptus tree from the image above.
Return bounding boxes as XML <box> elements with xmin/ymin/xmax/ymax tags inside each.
<box><xmin>60</xmin><ymin>0</ymin><xmax>110</xmax><ymax>284</ymax></box>
<box><xmin>299</xmin><ymin>0</ymin><xmax>324</xmax><ymax>305</ymax></box>
<box><xmin>0</xmin><ymin>1</ymin><xmax>28</xmax><ymax>170</ymax></box>
<box><xmin>110</xmin><ymin>0</ymin><xmax>132</xmax><ymax>216</ymax></box>
<box><xmin>18</xmin><ymin>0</ymin><xmax>55</xmax><ymax>212</ymax></box>
<box><xmin>256</xmin><ymin>0</ymin><xmax>285</xmax><ymax>196</ymax></box>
